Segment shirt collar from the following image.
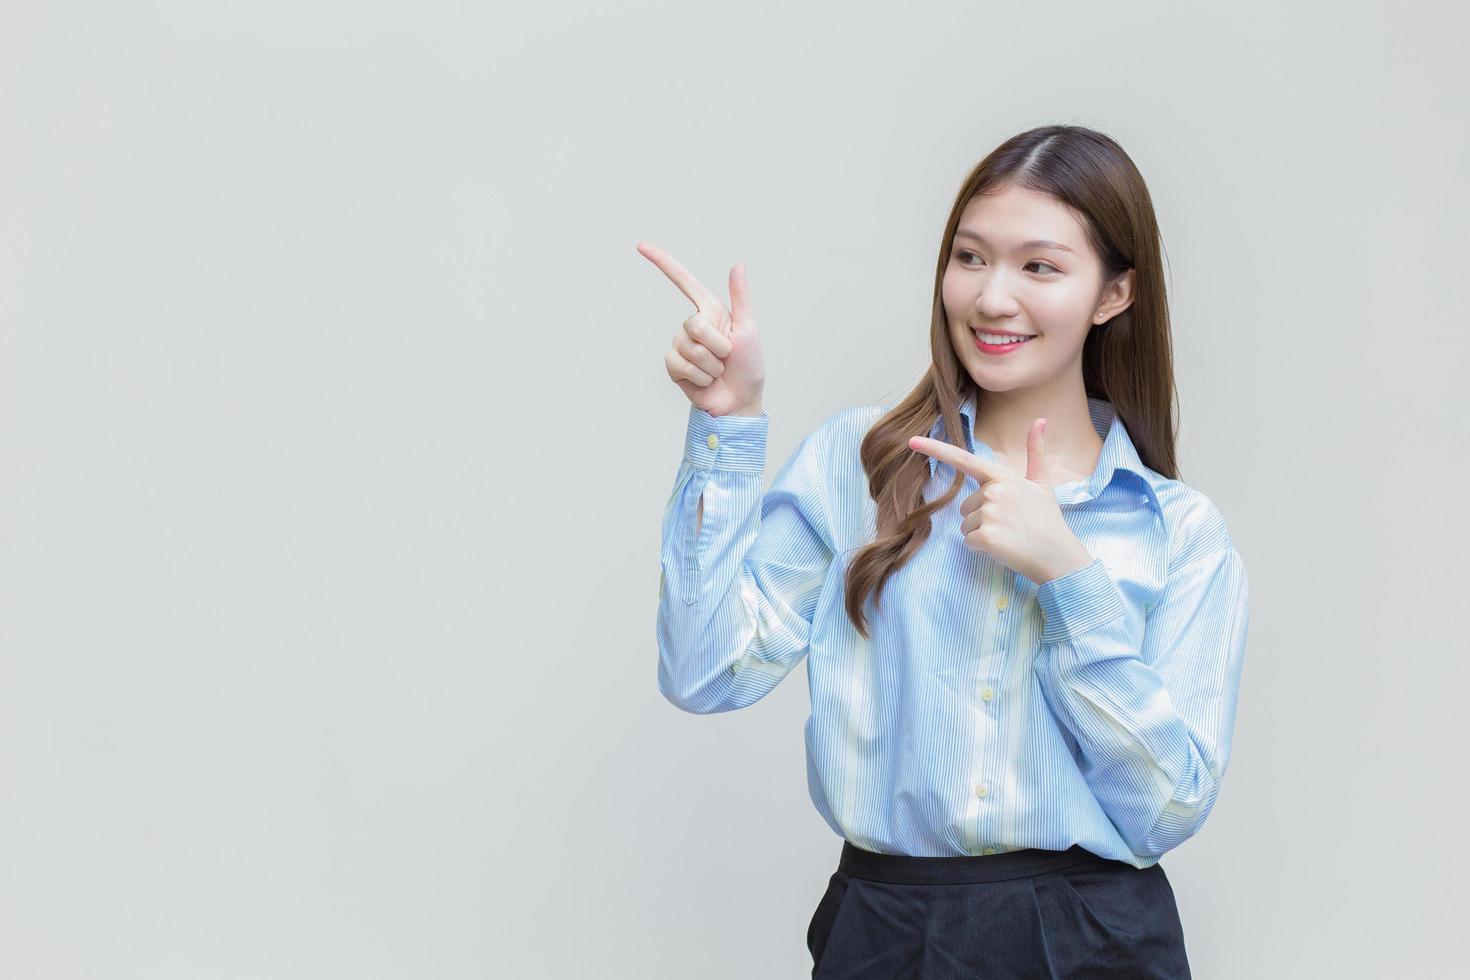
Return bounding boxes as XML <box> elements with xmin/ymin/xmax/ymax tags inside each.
<box><xmin>926</xmin><ymin>392</ymin><xmax>1162</xmax><ymax>516</ymax></box>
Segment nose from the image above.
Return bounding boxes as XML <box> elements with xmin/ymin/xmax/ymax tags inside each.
<box><xmin>972</xmin><ymin>276</ymin><xmax>1020</xmax><ymax>319</ymax></box>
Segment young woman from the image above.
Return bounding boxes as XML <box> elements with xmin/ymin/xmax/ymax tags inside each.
<box><xmin>641</xmin><ymin>124</ymin><xmax>1249</xmax><ymax>978</ymax></box>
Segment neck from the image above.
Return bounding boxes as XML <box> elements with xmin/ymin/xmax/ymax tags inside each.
<box><xmin>971</xmin><ymin>386</ymin><xmax>1103</xmax><ymax>479</ymax></box>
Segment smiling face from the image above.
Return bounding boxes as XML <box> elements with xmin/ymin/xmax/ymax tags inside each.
<box><xmin>942</xmin><ymin>183</ymin><xmax>1133</xmax><ymax>394</ymax></box>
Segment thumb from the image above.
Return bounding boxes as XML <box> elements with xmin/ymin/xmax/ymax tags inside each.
<box><xmin>729</xmin><ymin>262</ymin><xmax>751</xmax><ymax>325</ymax></box>
<box><xmin>1025</xmin><ymin>418</ymin><xmax>1050</xmax><ymax>484</ymax></box>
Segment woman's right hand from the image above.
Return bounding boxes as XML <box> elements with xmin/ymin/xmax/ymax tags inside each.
<box><xmin>637</xmin><ymin>241</ymin><xmax>765</xmax><ymax>417</ymax></box>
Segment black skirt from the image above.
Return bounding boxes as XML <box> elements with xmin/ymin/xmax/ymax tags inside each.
<box><xmin>806</xmin><ymin>840</ymin><xmax>1191</xmax><ymax>978</ymax></box>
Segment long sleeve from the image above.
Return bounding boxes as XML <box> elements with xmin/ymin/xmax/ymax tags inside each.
<box><xmin>1031</xmin><ymin>542</ymin><xmax>1250</xmax><ymax>859</ymax></box>
<box><xmin>656</xmin><ymin>404</ymin><xmax>834</xmax><ymax>714</ymax></box>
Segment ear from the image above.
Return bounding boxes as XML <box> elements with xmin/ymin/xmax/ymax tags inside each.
<box><xmin>1093</xmin><ymin>267</ymin><xmax>1136</xmax><ymax>324</ymax></box>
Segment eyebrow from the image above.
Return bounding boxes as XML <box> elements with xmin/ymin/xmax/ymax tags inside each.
<box><xmin>953</xmin><ymin>229</ymin><xmax>1074</xmax><ymax>253</ymax></box>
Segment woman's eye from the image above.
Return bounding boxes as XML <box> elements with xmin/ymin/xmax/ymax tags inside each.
<box><xmin>954</xmin><ymin>250</ymin><xmax>1059</xmax><ymax>275</ymax></box>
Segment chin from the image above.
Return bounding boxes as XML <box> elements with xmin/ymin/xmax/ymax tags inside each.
<box><xmin>970</xmin><ymin>374</ymin><xmax>1031</xmax><ymax>393</ymax></box>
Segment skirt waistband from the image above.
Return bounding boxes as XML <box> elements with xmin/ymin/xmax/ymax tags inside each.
<box><xmin>838</xmin><ymin>841</ymin><xmax>1109</xmax><ymax>885</ymax></box>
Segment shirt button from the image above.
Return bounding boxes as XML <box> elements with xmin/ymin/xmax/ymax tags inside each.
<box><xmin>995</xmin><ymin>595</ymin><xmax>1008</xmax><ymax>611</ymax></box>
<box><xmin>981</xmin><ymin>686</ymin><xmax>994</xmax><ymax>702</ymax></box>
<box><xmin>982</xmin><ymin>847</ymin><xmax>996</xmax><ymax>856</ymax></box>
<box><xmin>975</xmin><ymin>781</ymin><xmax>989</xmax><ymax>798</ymax></box>
<box><xmin>706</xmin><ymin>433</ymin><xmax>719</xmax><ymax>450</ymax></box>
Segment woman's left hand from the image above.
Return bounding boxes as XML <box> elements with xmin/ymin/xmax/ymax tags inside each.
<box><xmin>909</xmin><ymin>418</ymin><xmax>1095</xmax><ymax>586</ymax></box>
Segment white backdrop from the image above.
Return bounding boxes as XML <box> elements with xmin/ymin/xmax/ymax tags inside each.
<box><xmin>2</xmin><ymin>1</ymin><xmax>1466</xmax><ymax>977</ymax></box>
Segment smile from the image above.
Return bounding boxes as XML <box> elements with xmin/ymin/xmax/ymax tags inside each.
<box><xmin>972</xmin><ymin>331</ymin><xmax>1035</xmax><ymax>354</ymax></box>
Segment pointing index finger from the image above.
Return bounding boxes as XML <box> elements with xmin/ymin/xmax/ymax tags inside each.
<box><xmin>636</xmin><ymin>240</ymin><xmax>720</xmax><ymax>314</ymax></box>
<box><xmin>908</xmin><ymin>436</ymin><xmax>1008</xmax><ymax>483</ymax></box>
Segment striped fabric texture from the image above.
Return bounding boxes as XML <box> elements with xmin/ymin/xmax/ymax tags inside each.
<box><xmin>656</xmin><ymin>392</ymin><xmax>1250</xmax><ymax>868</ymax></box>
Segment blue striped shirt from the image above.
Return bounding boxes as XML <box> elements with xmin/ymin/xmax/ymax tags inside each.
<box><xmin>656</xmin><ymin>392</ymin><xmax>1249</xmax><ymax>868</ymax></box>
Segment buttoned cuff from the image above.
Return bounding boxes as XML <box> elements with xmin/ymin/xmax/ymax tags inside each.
<box><xmin>683</xmin><ymin>404</ymin><xmax>770</xmax><ymax>473</ymax></box>
<box><xmin>1036</xmin><ymin>558</ymin><xmax>1128</xmax><ymax>643</ymax></box>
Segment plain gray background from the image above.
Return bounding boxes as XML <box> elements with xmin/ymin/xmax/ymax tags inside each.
<box><xmin>2</xmin><ymin>1</ymin><xmax>1466</xmax><ymax>977</ymax></box>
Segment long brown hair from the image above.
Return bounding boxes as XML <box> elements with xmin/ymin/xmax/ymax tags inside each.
<box><xmin>843</xmin><ymin>124</ymin><xmax>1180</xmax><ymax>639</ymax></box>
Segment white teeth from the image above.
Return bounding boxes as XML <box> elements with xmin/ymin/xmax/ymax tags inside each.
<box><xmin>976</xmin><ymin>332</ymin><xmax>1034</xmax><ymax>344</ymax></box>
